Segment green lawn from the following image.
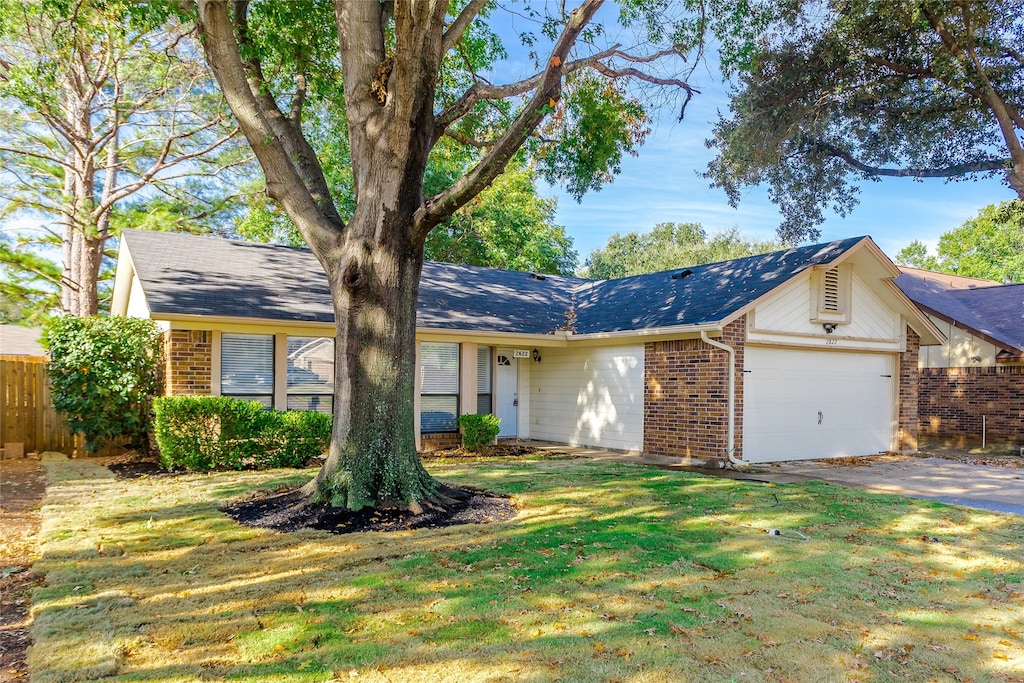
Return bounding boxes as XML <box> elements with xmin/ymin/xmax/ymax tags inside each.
<box><xmin>31</xmin><ymin>454</ymin><xmax>1024</xmax><ymax>682</ymax></box>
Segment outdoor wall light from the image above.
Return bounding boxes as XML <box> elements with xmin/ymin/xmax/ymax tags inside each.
<box><xmin>532</xmin><ymin>348</ymin><xmax>541</xmax><ymax>363</ymax></box>
<box><xmin>822</xmin><ymin>323</ymin><xmax>838</xmax><ymax>334</ymax></box>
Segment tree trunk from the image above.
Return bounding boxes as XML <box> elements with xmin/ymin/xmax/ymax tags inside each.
<box><xmin>303</xmin><ymin>220</ymin><xmax>436</xmax><ymax>511</ymax></box>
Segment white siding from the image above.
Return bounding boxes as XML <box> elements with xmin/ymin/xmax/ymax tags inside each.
<box><xmin>126</xmin><ymin>273</ymin><xmax>151</xmax><ymax>319</ymax></box>
<box><xmin>752</xmin><ymin>272</ymin><xmax>899</xmax><ymax>342</ymax></box>
<box><xmin>528</xmin><ymin>345</ymin><xmax>644</xmax><ymax>452</ymax></box>
<box><xmin>919</xmin><ymin>315</ymin><xmax>1000</xmax><ymax>368</ymax></box>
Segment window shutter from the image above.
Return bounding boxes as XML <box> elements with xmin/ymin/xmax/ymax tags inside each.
<box><xmin>477</xmin><ymin>346</ymin><xmax>492</xmax><ymax>393</ymax></box>
<box><xmin>221</xmin><ymin>334</ymin><xmax>274</xmax><ymax>396</ymax></box>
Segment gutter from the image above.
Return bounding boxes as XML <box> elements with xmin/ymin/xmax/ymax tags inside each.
<box><xmin>700</xmin><ymin>330</ymin><xmax>744</xmax><ymax>467</ymax></box>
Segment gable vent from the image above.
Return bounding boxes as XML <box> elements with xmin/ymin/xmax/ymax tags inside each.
<box><xmin>823</xmin><ymin>268</ymin><xmax>840</xmax><ymax>311</ymax></box>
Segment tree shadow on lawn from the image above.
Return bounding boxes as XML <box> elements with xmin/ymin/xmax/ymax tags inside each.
<box><xmin>29</xmin><ymin>458</ymin><xmax>1024</xmax><ymax>683</ymax></box>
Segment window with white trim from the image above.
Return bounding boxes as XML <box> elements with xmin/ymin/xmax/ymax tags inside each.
<box><xmin>221</xmin><ymin>333</ymin><xmax>274</xmax><ymax>407</ymax></box>
<box><xmin>420</xmin><ymin>342</ymin><xmax>459</xmax><ymax>432</ymax></box>
<box><xmin>286</xmin><ymin>336</ymin><xmax>334</xmax><ymax>413</ymax></box>
<box><xmin>476</xmin><ymin>346</ymin><xmax>492</xmax><ymax>414</ymax></box>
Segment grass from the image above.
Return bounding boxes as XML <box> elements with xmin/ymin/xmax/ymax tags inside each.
<box><xmin>30</xmin><ymin>453</ymin><xmax>1024</xmax><ymax>683</ymax></box>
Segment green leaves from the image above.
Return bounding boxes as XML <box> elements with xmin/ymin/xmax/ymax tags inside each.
<box><xmin>583</xmin><ymin>223</ymin><xmax>780</xmax><ymax>279</ymax></box>
<box><xmin>42</xmin><ymin>316</ymin><xmax>162</xmax><ymax>452</ymax></box>
<box><xmin>896</xmin><ymin>200</ymin><xmax>1024</xmax><ymax>283</ymax></box>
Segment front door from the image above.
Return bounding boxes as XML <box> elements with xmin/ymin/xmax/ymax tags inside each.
<box><xmin>495</xmin><ymin>349</ymin><xmax>518</xmax><ymax>438</ymax></box>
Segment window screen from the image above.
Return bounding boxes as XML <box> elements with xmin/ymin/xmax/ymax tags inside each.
<box><xmin>286</xmin><ymin>336</ymin><xmax>334</xmax><ymax>413</ymax></box>
<box><xmin>420</xmin><ymin>342</ymin><xmax>459</xmax><ymax>432</ymax></box>
<box><xmin>476</xmin><ymin>346</ymin><xmax>492</xmax><ymax>414</ymax></box>
<box><xmin>221</xmin><ymin>333</ymin><xmax>274</xmax><ymax>407</ymax></box>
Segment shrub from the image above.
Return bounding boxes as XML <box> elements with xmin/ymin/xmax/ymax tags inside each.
<box><xmin>42</xmin><ymin>315</ymin><xmax>161</xmax><ymax>452</ymax></box>
<box><xmin>458</xmin><ymin>413</ymin><xmax>501</xmax><ymax>451</ymax></box>
<box><xmin>152</xmin><ymin>396</ymin><xmax>331</xmax><ymax>471</ymax></box>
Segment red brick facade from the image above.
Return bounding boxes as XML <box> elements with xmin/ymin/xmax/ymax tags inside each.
<box><xmin>919</xmin><ymin>365</ymin><xmax>1024</xmax><ymax>445</ymax></box>
<box><xmin>897</xmin><ymin>327</ymin><xmax>920</xmax><ymax>452</ymax></box>
<box><xmin>419</xmin><ymin>432</ymin><xmax>461</xmax><ymax>451</ymax></box>
<box><xmin>163</xmin><ymin>330</ymin><xmax>213</xmax><ymax>396</ymax></box>
<box><xmin>644</xmin><ymin>317</ymin><xmax>745</xmax><ymax>462</ymax></box>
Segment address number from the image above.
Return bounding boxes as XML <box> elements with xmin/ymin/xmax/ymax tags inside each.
<box><xmin>513</xmin><ymin>349</ymin><xmax>531</xmax><ymax>358</ymax></box>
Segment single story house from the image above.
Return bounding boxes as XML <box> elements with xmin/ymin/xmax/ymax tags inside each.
<box><xmin>112</xmin><ymin>229</ymin><xmax>943</xmax><ymax>464</ymax></box>
<box><xmin>895</xmin><ymin>268</ymin><xmax>1023</xmax><ymax>445</ymax></box>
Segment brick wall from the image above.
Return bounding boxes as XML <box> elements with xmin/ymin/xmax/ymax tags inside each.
<box><xmin>419</xmin><ymin>432</ymin><xmax>461</xmax><ymax>451</ymax></box>
<box><xmin>919</xmin><ymin>365</ymin><xmax>1024</xmax><ymax>445</ymax></box>
<box><xmin>644</xmin><ymin>317</ymin><xmax>745</xmax><ymax>461</ymax></box>
<box><xmin>897</xmin><ymin>326</ymin><xmax>920</xmax><ymax>451</ymax></box>
<box><xmin>163</xmin><ymin>330</ymin><xmax>213</xmax><ymax>396</ymax></box>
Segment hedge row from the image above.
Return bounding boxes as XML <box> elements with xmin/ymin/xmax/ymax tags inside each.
<box><xmin>153</xmin><ymin>396</ymin><xmax>331</xmax><ymax>471</ymax></box>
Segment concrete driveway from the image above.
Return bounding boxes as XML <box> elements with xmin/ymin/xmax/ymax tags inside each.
<box><xmin>765</xmin><ymin>456</ymin><xmax>1024</xmax><ymax>515</ymax></box>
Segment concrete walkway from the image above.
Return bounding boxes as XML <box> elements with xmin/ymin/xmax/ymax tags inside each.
<box><xmin>524</xmin><ymin>441</ymin><xmax>1024</xmax><ymax>516</ymax></box>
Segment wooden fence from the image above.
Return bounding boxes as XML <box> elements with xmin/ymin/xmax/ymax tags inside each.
<box><xmin>1</xmin><ymin>355</ymin><xmax>78</xmax><ymax>455</ymax></box>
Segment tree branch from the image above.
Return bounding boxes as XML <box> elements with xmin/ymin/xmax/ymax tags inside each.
<box><xmin>416</xmin><ymin>0</ymin><xmax>604</xmax><ymax>237</ymax></box>
<box><xmin>196</xmin><ymin>0</ymin><xmax>344</xmax><ymax>254</ymax></box>
<box><xmin>442</xmin><ymin>0</ymin><xmax>490</xmax><ymax>55</ymax></box>
<box><xmin>433</xmin><ymin>44</ymin><xmax>619</xmax><ymax>144</ymax></box>
<box><xmin>805</xmin><ymin>137</ymin><xmax>1011</xmax><ymax>178</ymax></box>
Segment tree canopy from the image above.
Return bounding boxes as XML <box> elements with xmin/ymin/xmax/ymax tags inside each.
<box><xmin>192</xmin><ymin>0</ymin><xmax>753</xmax><ymax>511</ymax></box>
<box><xmin>0</xmin><ymin>0</ymin><xmax>249</xmax><ymax>319</ymax></box>
<box><xmin>896</xmin><ymin>200</ymin><xmax>1024</xmax><ymax>283</ymax></box>
<box><xmin>706</xmin><ymin>0</ymin><xmax>1024</xmax><ymax>243</ymax></box>
<box><xmin>583</xmin><ymin>223</ymin><xmax>779</xmax><ymax>279</ymax></box>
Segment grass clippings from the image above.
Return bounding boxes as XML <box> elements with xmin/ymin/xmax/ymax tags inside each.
<box><xmin>30</xmin><ymin>454</ymin><xmax>1024</xmax><ymax>683</ymax></box>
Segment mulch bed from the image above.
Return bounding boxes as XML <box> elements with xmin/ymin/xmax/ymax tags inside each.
<box><xmin>1</xmin><ymin>459</ymin><xmax>47</xmax><ymax>682</ymax></box>
<box><xmin>225</xmin><ymin>486</ymin><xmax>516</xmax><ymax>534</ymax></box>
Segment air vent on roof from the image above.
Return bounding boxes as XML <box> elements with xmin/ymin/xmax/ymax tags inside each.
<box><xmin>671</xmin><ymin>269</ymin><xmax>694</xmax><ymax>280</ymax></box>
<box><xmin>529</xmin><ymin>273</ymin><xmax>547</xmax><ymax>281</ymax></box>
<box><xmin>823</xmin><ymin>268</ymin><xmax>840</xmax><ymax>311</ymax></box>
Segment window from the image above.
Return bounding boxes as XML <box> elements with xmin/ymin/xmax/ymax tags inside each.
<box><xmin>420</xmin><ymin>342</ymin><xmax>459</xmax><ymax>432</ymax></box>
<box><xmin>476</xmin><ymin>346</ymin><xmax>492</xmax><ymax>414</ymax></box>
<box><xmin>287</xmin><ymin>336</ymin><xmax>334</xmax><ymax>413</ymax></box>
<box><xmin>221</xmin><ymin>333</ymin><xmax>274</xmax><ymax>407</ymax></box>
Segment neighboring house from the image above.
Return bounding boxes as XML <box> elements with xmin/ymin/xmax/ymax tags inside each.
<box><xmin>895</xmin><ymin>268</ymin><xmax>1024</xmax><ymax>445</ymax></box>
<box><xmin>112</xmin><ymin>230</ymin><xmax>943</xmax><ymax>464</ymax></box>
<box><xmin>0</xmin><ymin>325</ymin><xmax>46</xmax><ymax>357</ymax></box>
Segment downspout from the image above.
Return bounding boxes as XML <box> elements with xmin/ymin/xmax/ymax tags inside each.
<box><xmin>700</xmin><ymin>330</ymin><xmax>744</xmax><ymax>467</ymax></box>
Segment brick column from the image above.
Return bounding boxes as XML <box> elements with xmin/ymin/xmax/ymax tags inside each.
<box><xmin>162</xmin><ymin>330</ymin><xmax>213</xmax><ymax>396</ymax></box>
<box><xmin>897</xmin><ymin>326</ymin><xmax>920</xmax><ymax>452</ymax></box>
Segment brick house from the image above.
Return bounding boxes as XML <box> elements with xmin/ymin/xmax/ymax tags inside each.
<box><xmin>112</xmin><ymin>230</ymin><xmax>943</xmax><ymax>464</ymax></box>
<box><xmin>895</xmin><ymin>269</ymin><xmax>1024</xmax><ymax>446</ymax></box>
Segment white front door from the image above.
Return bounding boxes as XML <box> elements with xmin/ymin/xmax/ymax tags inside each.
<box><xmin>495</xmin><ymin>349</ymin><xmax>518</xmax><ymax>437</ymax></box>
<box><xmin>743</xmin><ymin>347</ymin><xmax>896</xmax><ymax>462</ymax></box>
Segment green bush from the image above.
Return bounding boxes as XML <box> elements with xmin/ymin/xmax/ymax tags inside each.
<box><xmin>42</xmin><ymin>315</ymin><xmax>162</xmax><ymax>452</ymax></box>
<box><xmin>458</xmin><ymin>413</ymin><xmax>501</xmax><ymax>451</ymax></box>
<box><xmin>153</xmin><ymin>396</ymin><xmax>331</xmax><ymax>471</ymax></box>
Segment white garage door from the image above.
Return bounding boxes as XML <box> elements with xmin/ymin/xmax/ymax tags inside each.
<box><xmin>743</xmin><ymin>347</ymin><xmax>896</xmax><ymax>463</ymax></box>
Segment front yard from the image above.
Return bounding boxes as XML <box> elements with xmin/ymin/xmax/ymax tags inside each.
<box><xmin>31</xmin><ymin>453</ymin><xmax>1024</xmax><ymax>682</ymax></box>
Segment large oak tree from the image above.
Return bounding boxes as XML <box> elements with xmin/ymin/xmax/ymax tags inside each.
<box><xmin>706</xmin><ymin>0</ymin><xmax>1024</xmax><ymax>243</ymax></box>
<box><xmin>193</xmin><ymin>0</ymin><xmax>734</xmax><ymax>511</ymax></box>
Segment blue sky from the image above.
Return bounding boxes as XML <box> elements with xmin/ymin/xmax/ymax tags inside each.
<box><xmin>488</xmin><ymin>7</ymin><xmax>1013</xmax><ymax>264</ymax></box>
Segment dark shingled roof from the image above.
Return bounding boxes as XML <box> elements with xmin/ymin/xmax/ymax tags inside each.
<box><xmin>121</xmin><ymin>230</ymin><xmax>867</xmax><ymax>335</ymax></box>
<box><xmin>895</xmin><ymin>269</ymin><xmax>1024</xmax><ymax>352</ymax></box>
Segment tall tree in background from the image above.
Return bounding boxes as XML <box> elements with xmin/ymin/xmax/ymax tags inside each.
<box><xmin>706</xmin><ymin>0</ymin><xmax>1024</xmax><ymax>243</ymax></box>
<box><xmin>194</xmin><ymin>0</ymin><xmax>752</xmax><ymax>511</ymax></box>
<box><xmin>896</xmin><ymin>200</ymin><xmax>1024</xmax><ymax>282</ymax></box>
<box><xmin>0</xmin><ymin>0</ymin><xmax>247</xmax><ymax>318</ymax></box>
<box><xmin>583</xmin><ymin>223</ymin><xmax>779</xmax><ymax>279</ymax></box>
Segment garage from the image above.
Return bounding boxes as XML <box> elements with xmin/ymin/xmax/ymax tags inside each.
<box><xmin>743</xmin><ymin>346</ymin><xmax>896</xmax><ymax>462</ymax></box>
